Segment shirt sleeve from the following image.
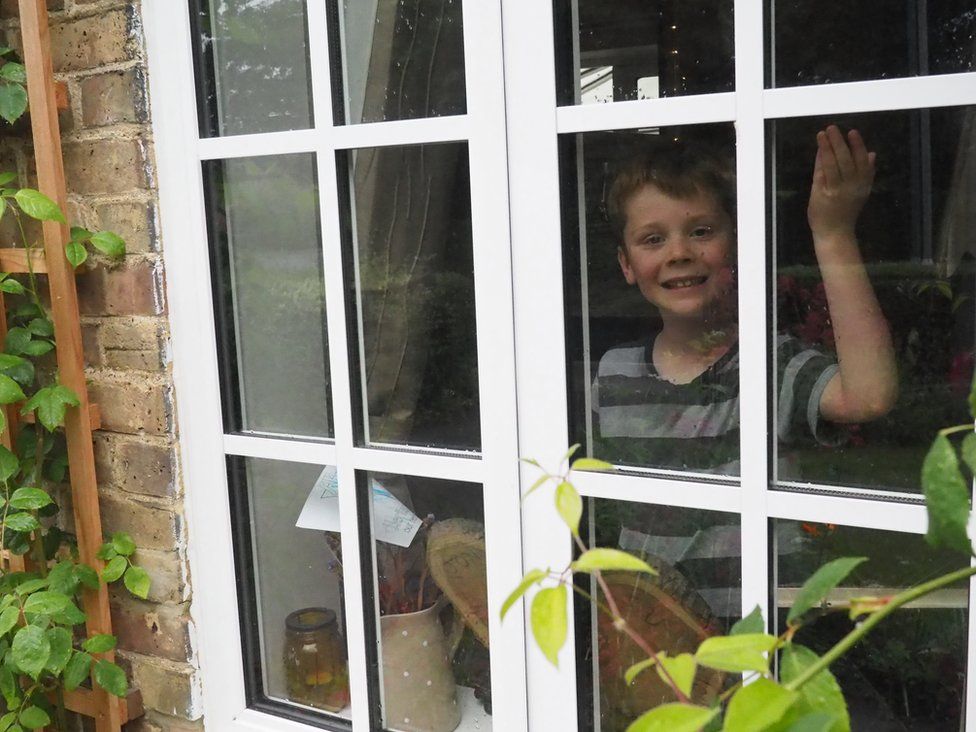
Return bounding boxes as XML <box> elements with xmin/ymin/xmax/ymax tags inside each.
<box><xmin>775</xmin><ymin>334</ymin><xmax>844</xmax><ymax>446</ymax></box>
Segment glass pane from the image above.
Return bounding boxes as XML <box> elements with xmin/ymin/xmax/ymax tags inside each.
<box><xmin>768</xmin><ymin>1</ymin><xmax>976</xmax><ymax>88</ymax></box>
<box><xmin>774</xmin><ymin>521</ymin><xmax>968</xmax><ymax>728</ymax></box>
<box><xmin>344</xmin><ymin>143</ymin><xmax>480</xmax><ymax>450</ymax></box>
<box><xmin>771</xmin><ymin>108</ymin><xmax>976</xmax><ymax>492</ymax></box>
<box><xmin>563</xmin><ymin>125</ymin><xmax>740</xmax><ymax>475</ymax></box>
<box><xmin>577</xmin><ymin>500</ymin><xmax>741</xmax><ymax>732</ymax></box>
<box><xmin>191</xmin><ymin>0</ymin><xmax>313</xmax><ymax>137</ymax></box>
<box><xmin>235</xmin><ymin>458</ymin><xmax>351</xmax><ymax>720</ymax></box>
<box><xmin>338</xmin><ymin>0</ymin><xmax>467</xmax><ymax>125</ymax></box>
<box><xmin>205</xmin><ymin>154</ymin><xmax>332</xmax><ymax>438</ymax></box>
<box><xmin>554</xmin><ymin>0</ymin><xmax>734</xmax><ymax>105</ymax></box>
<box><xmin>365</xmin><ymin>473</ymin><xmax>491</xmax><ymax>731</ymax></box>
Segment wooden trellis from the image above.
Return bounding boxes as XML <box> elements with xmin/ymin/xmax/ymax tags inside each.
<box><xmin>2</xmin><ymin>1</ymin><xmax>145</xmax><ymax>729</ymax></box>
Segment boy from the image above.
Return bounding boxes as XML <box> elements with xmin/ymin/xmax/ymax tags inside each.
<box><xmin>593</xmin><ymin>127</ymin><xmax>898</xmax><ymax>473</ymax></box>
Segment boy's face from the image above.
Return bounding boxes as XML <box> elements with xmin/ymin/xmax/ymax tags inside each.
<box><xmin>617</xmin><ymin>184</ymin><xmax>735</xmax><ymax>324</ymax></box>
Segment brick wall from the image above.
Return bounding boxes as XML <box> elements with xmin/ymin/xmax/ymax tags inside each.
<box><xmin>0</xmin><ymin>1</ymin><xmax>199</xmax><ymax>730</ymax></box>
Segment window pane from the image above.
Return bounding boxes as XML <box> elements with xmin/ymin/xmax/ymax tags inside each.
<box><xmin>343</xmin><ymin>144</ymin><xmax>480</xmax><ymax>450</ymax></box>
<box><xmin>338</xmin><ymin>0</ymin><xmax>467</xmax><ymax>125</ymax></box>
<box><xmin>767</xmin><ymin>1</ymin><xmax>976</xmax><ymax>88</ymax></box>
<box><xmin>554</xmin><ymin>0</ymin><xmax>734</xmax><ymax>106</ymax></box>
<box><xmin>771</xmin><ymin>108</ymin><xmax>976</xmax><ymax>492</ymax></box>
<box><xmin>191</xmin><ymin>0</ymin><xmax>313</xmax><ymax>137</ymax></box>
<box><xmin>365</xmin><ymin>473</ymin><xmax>491</xmax><ymax>731</ymax></box>
<box><xmin>577</xmin><ymin>500</ymin><xmax>741</xmax><ymax>731</ymax></box>
<box><xmin>774</xmin><ymin>521</ymin><xmax>967</xmax><ymax>728</ymax></box>
<box><xmin>205</xmin><ymin>154</ymin><xmax>332</xmax><ymax>438</ymax></box>
<box><xmin>563</xmin><ymin>125</ymin><xmax>740</xmax><ymax>475</ymax></box>
<box><xmin>233</xmin><ymin>458</ymin><xmax>351</xmax><ymax>720</ymax></box>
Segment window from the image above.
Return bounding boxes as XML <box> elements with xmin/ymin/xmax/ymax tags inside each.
<box><xmin>145</xmin><ymin>0</ymin><xmax>976</xmax><ymax>729</ymax></box>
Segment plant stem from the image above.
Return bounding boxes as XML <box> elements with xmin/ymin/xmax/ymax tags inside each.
<box><xmin>30</xmin><ymin>428</ymin><xmax>47</xmax><ymax>577</ymax></box>
<box><xmin>938</xmin><ymin>424</ymin><xmax>974</xmax><ymax>438</ymax></box>
<box><xmin>785</xmin><ymin>563</ymin><xmax>976</xmax><ymax>691</ymax></box>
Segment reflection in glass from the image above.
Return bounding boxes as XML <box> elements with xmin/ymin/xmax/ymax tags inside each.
<box><xmin>365</xmin><ymin>473</ymin><xmax>491</xmax><ymax>732</ymax></box>
<box><xmin>577</xmin><ymin>500</ymin><xmax>740</xmax><ymax>732</ymax></box>
<box><xmin>192</xmin><ymin>0</ymin><xmax>313</xmax><ymax>136</ymax></box>
<box><xmin>205</xmin><ymin>154</ymin><xmax>332</xmax><ymax>438</ymax></box>
<box><xmin>554</xmin><ymin>0</ymin><xmax>733</xmax><ymax>105</ymax></box>
<box><xmin>562</xmin><ymin>125</ymin><xmax>741</xmax><ymax>474</ymax></box>
<box><xmin>772</xmin><ymin>107</ymin><xmax>976</xmax><ymax>491</ymax></box>
<box><xmin>774</xmin><ymin>521</ymin><xmax>967</xmax><ymax>729</ymax></box>
<box><xmin>236</xmin><ymin>458</ymin><xmax>350</xmax><ymax>718</ymax></box>
<box><xmin>768</xmin><ymin>1</ymin><xmax>976</xmax><ymax>88</ymax></box>
<box><xmin>345</xmin><ymin>143</ymin><xmax>480</xmax><ymax>450</ymax></box>
<box><xmin>338</xmin><ymin>0</ymin><xmax>467</xmax><ymax>125</ymax></box>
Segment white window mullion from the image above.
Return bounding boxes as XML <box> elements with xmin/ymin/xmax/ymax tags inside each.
<box><xmin>733</xmin><ymin>0</ymin><xmax>770</xmax><ymax>629</ymax></box>
<box><xmin>307</xmin><ymin>2</ymin><xmax>373</xmax><ymax>729</ymax></box>
<box><xmin>461</xmin><ymin>1</ymin><xmax>530</xmax><ymax>728</ymax></box>
<box><xmin>501</xmin><ymin>0</ymin><xmax>580</xmax><ymax>730</ymax></box>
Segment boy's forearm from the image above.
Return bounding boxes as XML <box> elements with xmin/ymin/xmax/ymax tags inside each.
<box><xmin>814</xmin><ymin>232</ymin><xmax>898</xmax><ymax>422</ymax></box>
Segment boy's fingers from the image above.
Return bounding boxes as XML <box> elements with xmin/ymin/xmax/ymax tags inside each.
<box><xmin>817</xmin><ymin>131</ymin><xmax>840</xmax><ymax>187</ymax></box>
<box><xmin>847</xmin><ymin>129</ymin><xmax>870</xmax><ymax>174</ymax></box>
<box><xmin>826</xmin><ymin>125</ymin><xmax>855</xmax><ymax>178</ymax></box>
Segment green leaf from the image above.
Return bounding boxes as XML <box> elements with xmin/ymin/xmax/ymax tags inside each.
<box><xmin>501</xmin><ymin>569</ymin><xmax>547</xmax><ymax>620</ymax></box>
<box><xmin>922</xmin><ymin>435</ymin><xmax>974</xmax><ymax>554</ymax></box>
<box><xmin>93</xmin><ymin>659</ymin><xmax>128</xmax><ymax>697</ymax></box>
<box><xmin>122</xmin><ymin>565</ymin><xmax>150</xmax><ymax>600</ymax></box>
<box><xmin>25</xmin><ymin>319</ymin><xmax>52</xmax><ymax>338</ymax></box>
<box><xmin>0</xmin><ymin>64</ymin><xmax>25</xmax><ymax>84</ymax></box>
<box><xmin>962</xmin><ymin>433</ymin><xmax>976</xmax><ymax>478</ymax></box>
<box><xmin>13</xmin><ymin>189</ymin><xmax>64</xmax><ymax>223</ymax></box>
<box><xmin>530</xmin><ymin>585</ymin><xmax>567</xmax><ymax>667</ymax></box>
<box><xmin>0</xmin><ymin>197</ymin><xmax>5</xmax><ymax>223</ymax></box>
<box><xmin>82</xmin><ymin>633</ymin><xmax>117</xmax><ymax>654</ymax></box>
<box><xmin>65</xmin><ymin>241</ymin><xmax>87</xmax><ymax>268</ymax></box>
<box><xmin>51</xmin><ymin>600</ymin><xmax>85</xmax><ymax>627</ymax></box>
<box><xmin>13</xmin><ymin>579</ymin><xmax>47</xmax><ymax>596</ymax></box>
<box><xmin>0</xmin><ymin>172</ymin><xmax>16</xmax><ymax>186</ymax></box>
<box><xmin>0</xmin><ymin>446</ymin><xmax>18</xmax><ymax>482</ymax></box>
<box><xmin>47</xmin><ymin>561</ymin><xmax>78</xmax><ymax>596</ymax></box>
<box><xmin>561</xmin><ymin>443</ymin><xmax>581</xmax><ymax>465</ymax></box>
<box><xmin>780</xmin><ymin>714</ymin><xmax>843</xmax><ymax>732</ymax></box>
<box><xmin>626</xmin><ymin>652</ymin><xmax>696</xmax><ymax>698</ymax></box>
<box><xmin>18</xmin><ymin>707</ymin><xmax>49</xmax><ymax>731</ymax></box>
<box><xmin>23</xmin><ymin>590</ymin><xmax>71</xmax><ymax>617</ymax></box>
<box><xmin>724</xmin><ymin>678</ymin><xmax>798</xmax><ymax>732</ymax></box>
<box><xmin>20</xmin><ymin>340</ymin><xmax>52</xmax><ymax>357</ymax></box>
<box><xmin>0</xmin><ymin>711</ymin><xmax>15</xmax><ymax>732</ymax></box>
<box><xmin>779</xmin><ymin>644</ymin><xmax>850</xmax><ymax>732</ymax></box>
<box><xmin>0</xmin><ymin>355</ymin><xmax>33</xmax><ymax>388</ymax></box>
<box><xmin>731</xmin><ymin>605</ymin><xmax>765</xmax><ymax>635</ymax></box>
<box><xmin>969</xmin><ymin>370</ymin><xmax>976</xmax><ymax>420</ymax></box>
<box><xmin>0</xmin><ymin>374</ymin><xmax>24</xmax><ymax>404</ymax></box>
<box><xmin>4</xmin><ymin>328</ymin><xmax>30</xmax><ymax>355</ymax></box>
<box><xmin>695</xmin><ymin>633</ymin><xmax>778</xmax><ymax>674</ymax></box>
<box><xmin>0</xmin><ymin>83</ymin><xmax>27</xmax><ymax>124</ymax></box>
<box><xmin>0</xmin><ymin>279</ymin><xmax>25</xmax><ymax>295</ymax></box>
<box><xmin>101</xmin><ymin>555</ymin><xmax>127</xmax><ymax>583</ymax></box>
<box><xmin>111</xmin><ymin>532</ymin><xmax>136</xmax><ymax>557</ymax></box>
<box><xmin>572</xmin><ymin>548</ymin><xmax>657</xmax><ymax>575</ymax></box>
<box><xmin>70</xmin><ymin>226</ymin><xmax>93</xmax><ymax>242</ymax></box>
<box><xmin>75</xmin><ymin>564</ymin><xmax>99</xmax><ymax>591</ymax></box>
<box><xmin>522</xmin><ymin>473</ymin><xmax>551</xmax><ymax>500</ymax></box>
<box><xmin>9</xmin><ymin>487</ymin><xmax>52</xmax><ymax>511</ymax></box>
<box><xmin>21</xmin><ymin>384</ymin><xmax>79</xmax><ymax>432</ymax></box>
<box><xmin>44</xmin><ymin>626</ymin><xmax>72</xmax><ymax>673</ymax></box>
<box><xmin>11</xmin><ymin>625</ymin><xmax>49</xmax><ymax>679</ymax></box>
<box><xmin>555</xmin><ymin>481</ymin><xmax>582</xmax><ymax>537</ymax></box>
<box><xmin>96</xmin><ymin>543</ymin><xmax>118</xmax><ymax>561</ymax></box>
<box><xmin>63</xmin><ymin>651</ymin><xmax>92</xmax><ymax>691</ymax></box>
<box><xmin>571</xmin><ymin>457</ymin><xmax>615</xmax><ymax>471</ymax></box>
<box><xmin>90</xmin><ymin>231</ymin><xmax>125</xmax><ymax>258</ymax></box>
<box><xmin>0</xmin><ymin>667</ymin><xmax>17</xmax><ymax>709</ymax></box>
<box><xmin>787</xmin><ymin>557</ymin><xmax>868</xmax><ymax>625</ymax></box>
<box><xmin>626</xmin><ymin>703</ymin><xmax>718</xmax><ymax>732</ymax></box>
<box><xmin>0</xmin><ymin>607</ymin><xmax>19</xmax><ymax>637</ymax></box>
<box><xmin>5</xmin><ymin>512</ymin><xmax>39</xmax><ymax>533</ymax></box>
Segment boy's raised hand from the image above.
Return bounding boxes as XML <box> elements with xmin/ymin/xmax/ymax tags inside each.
<box><xmin>807</xmin><ymin>125</ymin><xmax>876</xmax><ymax>242</ymax></box>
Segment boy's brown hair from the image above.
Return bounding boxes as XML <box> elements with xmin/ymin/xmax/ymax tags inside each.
<box><xmin>607</xmin><ymin>140</ymin><xmax>736</xmax><ymax>242</ymax></box>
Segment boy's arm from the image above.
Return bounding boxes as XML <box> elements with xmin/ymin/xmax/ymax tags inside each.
<box><xmin>809</xmin><ymin>125</ymin><xmax>898</xmax><ymax>423</ymax></box>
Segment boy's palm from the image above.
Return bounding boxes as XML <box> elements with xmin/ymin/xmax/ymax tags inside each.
<box><xmin>807</xmin><ymin>125</ymin><xmax>876</xmax><ymax>240</ymax></box>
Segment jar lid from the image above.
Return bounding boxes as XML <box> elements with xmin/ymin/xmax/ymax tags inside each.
<box><xmin>286</xmin><ymin>607</ymin><xmax>337</xmax><ymax>632</ymax></box>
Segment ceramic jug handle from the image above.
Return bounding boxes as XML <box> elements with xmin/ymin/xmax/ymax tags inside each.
<box><xmin>442</xmin><ymin>604</ymin><xmax>465</xmax><ymax>660</ymax></box>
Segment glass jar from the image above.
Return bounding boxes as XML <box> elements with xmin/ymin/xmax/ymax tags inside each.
<box><xmin>283</xmin><ymin>607</ymin><xmax>350</xmax><ymax>712</ymax></box>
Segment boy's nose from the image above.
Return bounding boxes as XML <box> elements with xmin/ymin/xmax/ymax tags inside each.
<box><xmin>666</xmin><ymin>236</ymin><xmax>695</xmax><ymax>262</ymax></box>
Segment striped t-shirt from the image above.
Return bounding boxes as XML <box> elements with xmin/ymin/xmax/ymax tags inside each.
<box><xmin>593</xmin><ymin>333</ymin><xmax>841</xmax><ymax>474</ymax></box>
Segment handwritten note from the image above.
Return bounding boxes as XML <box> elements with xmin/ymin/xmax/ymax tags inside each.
<box><xmin>295</xmin><ymin>467</ymin><xmax>422</xmax><ymax>548</ymax></box>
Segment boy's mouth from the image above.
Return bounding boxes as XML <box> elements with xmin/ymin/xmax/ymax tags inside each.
<box><xmin>661</xmin><ymin>275</ymin><xmax>708</xmax><ymax>290</ymax></box>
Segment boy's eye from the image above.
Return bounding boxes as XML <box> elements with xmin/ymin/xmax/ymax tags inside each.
<box><xmin>643</xmin><ymin>234</ymin><xmax>664</xmax><ymax>246</ymax></box>
<box><xmin>691</xmin><ymin>226</ymin><xmax>713</xmax><ymax>238</ymax></box>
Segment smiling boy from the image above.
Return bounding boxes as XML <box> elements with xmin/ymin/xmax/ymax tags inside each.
<box><xmin>593</xmin><ymin>127</ymin><xmax>898</xmax><ymax>473</ymax></box>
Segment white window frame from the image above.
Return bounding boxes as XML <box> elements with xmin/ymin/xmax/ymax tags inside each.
<box><xmin>143</xmin><ymin>0</ymin><xmax>976</xmax><ymax>730</ymax></box>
